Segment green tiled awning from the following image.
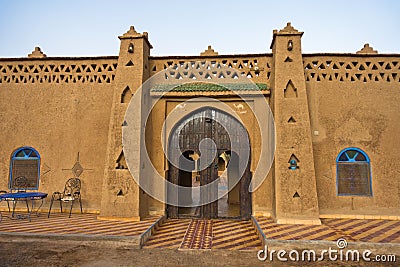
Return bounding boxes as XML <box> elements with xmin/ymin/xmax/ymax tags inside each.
<box><xmin>150</xmin><ymin>82</ymin><xmax>269</xmax><ymax>92</ymax></box>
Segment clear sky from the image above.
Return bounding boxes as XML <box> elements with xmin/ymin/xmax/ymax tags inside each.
<box><xmin>0</xmin><ymin>0</ymin><xmax>399</xmax><ymax>57</ymax></box>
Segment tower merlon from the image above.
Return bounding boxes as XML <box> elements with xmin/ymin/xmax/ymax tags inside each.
<box><xmin>118</xmin><ymin>26</ymin><xmax>153</xmax><ymax>49</ymax></box>
<box><xmin>270</xmin><ymin>22</ymin><xmax>304</xmax><ymax>49</ymax></box>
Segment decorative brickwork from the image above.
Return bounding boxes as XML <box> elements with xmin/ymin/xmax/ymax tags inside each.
<box><xmin>0</xmin><ymin>59</ymin><xmax>117</xmax><ymax>84</ymax></box>
<box><xmin>303</xmin><ymin>56</ymin><xmax>400</xmax><ymax>82</ymax></box>
<box><xmin>149</xmin><ymin>56</ymin><xmax>272</xmax><ymax>84</ymax></box>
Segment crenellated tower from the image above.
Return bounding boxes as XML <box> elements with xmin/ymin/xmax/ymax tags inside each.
<box><xmin>99</xmin><ymin>26</ymin><xmax>152</xmax><ymax>221</ymax></box>
<box><xmin>270</xmin><ymin>23</ymin><xmax>321</xmax><ymax>225</ymax></box>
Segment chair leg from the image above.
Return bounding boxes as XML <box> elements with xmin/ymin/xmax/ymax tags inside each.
<box><xmin>6</xmin><ymin>201</ymin><xmax>10</xmax><ymax>212</ymax></box>
<box><xmin>69</xmin><ymin>200</ymin><xmax>74</xmax><ymax>218</ymax></box>
<box><xmin>48</xmin><ymin>197</ymin><xmax>54</xmax><ymax>218</ymax></box>
<box><xmin>25</xmin><ymin>199</ymin><xmax>30</xmax><ymax>213</ymax></box>
<box><xmin>79</xmin><ymin>196</ymin><xmax>83</xmax><ymax>214</ymax></box>
<box><xmin>11</xmin><ymin>200</ymin><xmax>17</xmax><ymax>218</ymax></box>
<box><xmin>60</xmin><ymin>200</ymin><xmax>63</xmax><ymax>213</ymax></box>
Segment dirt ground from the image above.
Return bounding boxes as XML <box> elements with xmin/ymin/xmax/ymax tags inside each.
<box><xmin>0</xmin><ymin>236</ymin><xmax>398</xmax><ymax>267</ymax></box>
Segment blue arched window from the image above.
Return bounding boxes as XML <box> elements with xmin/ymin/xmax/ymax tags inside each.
<box><xmin>336</xmin><ymin>147</ymin><xmax>372</xmax><ymax>196</ymax></box>
<box><xmin>9</xmin><ymin>146</ymin><xmax>41</xmax><ymax>190</ymax></box>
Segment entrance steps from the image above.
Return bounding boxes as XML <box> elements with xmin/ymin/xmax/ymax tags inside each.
<box><xmin>143</xmin><ymin>218</ymin><xmax>262</xmax><ymax>250</ymax></box>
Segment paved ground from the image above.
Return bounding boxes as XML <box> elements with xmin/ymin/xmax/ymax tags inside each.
<box><xmin>0</xmin><ymin>236</ymin><xmax>398</xmax><ymax>267</ymax></box>
<box><xmin>256</xmin><ymin>217</ymin><xmax>400</xmax><ymax>243</ymax></box>
<box><xmin>0</xmin><ymin>212</ymin><xmax>399</xmax><ymax>266</ymax></box>
<box><xmin>1</xmin><ymin>212</ymin><xmax>398</xmax><ymax>246</ymax></box>
<box><xmin>0</xmin><ymin>212</ymin><xmax>159</xmax><ymax>237</ymax></box>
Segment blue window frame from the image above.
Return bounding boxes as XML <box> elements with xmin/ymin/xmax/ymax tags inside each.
<box><xmin>336</xmin><ymin>147</ymin><xmax>372</xmax><ymax>196</ymax></box>
<box><xmin>9</xmin><ymin>146</ymin><xmax>41</xmax><ymax>190</ymax></box>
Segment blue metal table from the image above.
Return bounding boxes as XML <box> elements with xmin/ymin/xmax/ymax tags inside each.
<box><xmin>0</xmin><ymin>192</ymin><xmax>48</xmax><ymax>222</ymax></box>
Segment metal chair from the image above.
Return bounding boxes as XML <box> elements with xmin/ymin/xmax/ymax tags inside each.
<box><xmin>11</xmin><ymin>176</ymin><xmax>30</xmax><ymax>213</ymax></box>
<box><xmin>48</xmin><ymin>178</ymin><xmax>83</xmax><ymax>218</ymax></box>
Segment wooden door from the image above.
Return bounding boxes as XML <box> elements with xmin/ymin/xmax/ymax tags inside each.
<box><xmin>167</xmin><ymin>108</ymin><xmax>251</xmax><ymax>219</ymax></box>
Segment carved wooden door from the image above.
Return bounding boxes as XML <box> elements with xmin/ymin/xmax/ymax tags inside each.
<box><xmin>167</xmin><ymin>108</ymin><xmax>251</xmax><ymax>219</ymax></box>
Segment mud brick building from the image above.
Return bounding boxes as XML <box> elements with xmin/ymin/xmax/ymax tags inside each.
<box><xmin>0</xmin><ymin>23</ymin><xmax>399</xmax><ymax>224</ymax></box>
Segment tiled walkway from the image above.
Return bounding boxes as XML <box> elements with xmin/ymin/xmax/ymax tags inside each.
<box><xmin>256</xmin><ymin>217</ymin><xmax>400</xmax><ymax>243</ymax></box>
<box><xmin>0</xmin><ymin>212</ymin><xmax>159</xmax><ymax>237</ymax></box>
<box><xmin>1</xmin><ymin>211</ymin><xmax>399</xmax><ymax>251</ymax></box>
<box><xmin>179</xmin><ymin>219</ymin><xmax>212</xmax><ymax>250</ymax></box>
<box><xmin>324</xmin><ymin>218</ymin><xmax>400</xmax><ymax>243</ymax></box>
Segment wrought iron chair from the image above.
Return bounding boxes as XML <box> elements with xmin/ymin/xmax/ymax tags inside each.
<box><xmin>12</xmin><ymin>176</ymin><xmax>29</xmax><ymax>192</ymax></box>
<box><xmin>48</xmin><ymin>178</ymin><xmax>83</xmax><ymax>218</ymax></box>
<box><xmin>11</xmin><ymin>176</ymin><xmax>30</xmax><ymax>212</ymax></box>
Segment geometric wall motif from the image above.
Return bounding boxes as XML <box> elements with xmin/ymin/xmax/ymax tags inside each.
<box><xmin>115</xmin><ymin>150</ymin><xmax>128</xmax><ymax>169</ymax></box>
<box><xmin>293</xmin><ymin>191</ymin><xmax>300</xmax><ymax>198</ymax></box>
<box><xmin>287</xmin><ymin>116</ymin><xmax>297</xmax><ymax>123</ymax></box>
<box><xmin>150</xmin><ymin>56</ymin><xmax>272</xmax><ymax>83</ymax></box>
<box><xmin>303</xmin><ymin>57</ymin><xmax>400</xmax><ymax>82</ymax></box>
<box><xmin>0</xmin><ymin>61</ymin><xmax>118</xmax><ymax>84</ymax></box>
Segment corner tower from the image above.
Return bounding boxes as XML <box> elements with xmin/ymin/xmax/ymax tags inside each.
<box><xmin>270</xmin><ymin>23</ymin><xmax>321</xmax><ymax>224</ymax></box>
<box><xmin>99</xmin><ymin>26</ymin><xmax>152</xmax><ymax>220</ymax></box>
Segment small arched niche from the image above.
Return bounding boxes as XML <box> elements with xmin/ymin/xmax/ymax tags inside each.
<box><xmin>284</xmin><ymin>80</ymin><xmax>298</xmax><ymax>98</ymax></box>
<box><xmin>121</xmin><ymin>86</ymin><xmax>132</xmax><ymax>103</ymax></box>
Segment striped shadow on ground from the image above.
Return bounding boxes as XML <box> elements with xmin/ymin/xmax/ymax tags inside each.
<box><xmin>255</xmin><ymin>217</ymin><xmax>350</xmax><ymax>242</ymax></box>
<box><xmin>322</xmin><ymin>218</ymin><xmax>400</xmax><ymax>243</ymax></box>
<box><xmin>143</xmin><ymin>219</ymin><xmax>263</xmax><ymax>251</ymax></box>
<box><xmin>143</xmin><ymin>219</ymin><xmax>191</xmax><ymax>249</ymax></box>
<box><xmin>0</xmin><ymin>212</ymin><xmax>160</xmax><ymax>237</ymax></box>
<box><xmin>212</xmin><ymin>219</ymin><xmax>263</xmax><ymax>250</ymax></box>
<box><xmin>255</xmin><ymin>217</ymin><xmax>400</xmax><ymax>244</ymax></box>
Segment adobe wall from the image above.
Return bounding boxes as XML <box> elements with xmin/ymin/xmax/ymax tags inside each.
<box><xmin>0</xmin><ymin>57</ymin><xmax>117</xmax><ymax>212</ymax></box>
<box><xmin>304</xmin><ymin>54</ymin><xmax>400</xmax><ymax>216</ymax></box>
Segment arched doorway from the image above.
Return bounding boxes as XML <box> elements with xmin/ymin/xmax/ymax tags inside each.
<box><xmin>167</xmin><ymin>108</ymin><xmax>251</xmax><ymax>219</ymax></box>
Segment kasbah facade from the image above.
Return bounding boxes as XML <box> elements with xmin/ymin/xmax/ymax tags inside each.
<box><xmin>0</xmin><ymin>22</ymin><xmax>399</xmax><ymax>225</ymax></box>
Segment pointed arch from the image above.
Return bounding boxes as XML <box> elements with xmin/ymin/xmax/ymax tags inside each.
<box><xmin>284</xmin><ymin>80</ymin><xmax>298</xmax><ymax>98</ymax></box>
<box><xmin>121</xmin><ymin>86</ymin><xmax>132</xmax><ymax>103</ymax></box>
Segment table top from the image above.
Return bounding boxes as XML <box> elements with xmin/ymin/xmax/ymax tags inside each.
<box><xmin>0</xmin><ymin>192</ymin><xmax>48</xmax><ymax>199</ymax></box>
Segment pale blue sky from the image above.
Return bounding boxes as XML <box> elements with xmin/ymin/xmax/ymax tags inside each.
<box><xmin>0</xmin><ymin>0</ymin><xmax>399</xmax><ymax>57</ymax></box>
